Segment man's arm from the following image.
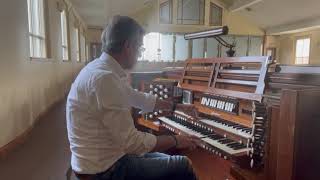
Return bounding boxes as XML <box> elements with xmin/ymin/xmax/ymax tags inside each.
<box><xmin>126</xmin><ymin>85</ymin><xmax>156</xmax><ymax>112</ymax></box>
<box><xmin>96</xmin><ymin>75</ymin><xmax>201</xmax><ymax>153</ymax></box>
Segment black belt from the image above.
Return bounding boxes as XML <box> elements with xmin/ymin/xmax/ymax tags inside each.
<box><xmin>74</xmin><ymin>164</ymin><xmax>116</xmax><ymax>180</ymax></box>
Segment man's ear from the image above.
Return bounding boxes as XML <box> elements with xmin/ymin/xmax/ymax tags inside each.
<box><xmin>124</xmin><ymin>40</ymin><xmax>130</xmax><ymax>49</ymax></box>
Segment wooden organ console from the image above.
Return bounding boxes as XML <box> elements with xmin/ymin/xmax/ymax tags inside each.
<box><xmin>133</xmin><ymin>62</ymin><xmax>320</xmax><ymax>180</ymax></box>
<box><xmin>143</xmin><ymin>78</ymin><xmax>182</xmax><ymax>121</ymax></box>
<box><xmin>159</xmin><ymin>56</ymin><xmax>270</xmax><ymax>169</ymax></box>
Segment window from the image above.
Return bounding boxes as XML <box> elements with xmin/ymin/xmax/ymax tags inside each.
<box><xmin>234</xmin><ymin>36</ymin><xmax>249</xmax><ymax>56</ymax></box>
<box><xmin>175</xmin><ymin>35</ymin><xmax>189</xmax><ymax>61</ymax></box>
<box><xmin>210</xmin><ymin>3</ymin><xmax>223</xmax><ymax>26</ymax></box>
<box><xmin>159</xmin><ymin>0</ymin><xmax>172</xmax><ymax>24</ymax></box>
<box><xmin>80</xmin><ymin>33</ymin><xmax>86</xmax><ymax>61</ymax></box>
<box><xmin>27</xmin><ymin>0</ymin><xmax>47</xmax><ymax>58</ymax></box>
<box><xmin>206</xmin><ymin>38</ymin><xmax>219</xmax><ymax>57</ymax></box>
<box><xmin>86</xmin><ymin>44</ymin><xmax>89</xmax><ymax>62</ymax></box>
<box><xmin>140</xmin><ymin>33</ymin><xmax>161</xmax><ymax>61</ymax></box>
<box><xmin>160</xmin><ymin>34</ymin><xmax>174</xmax><ymax>61</ymax></box>
<box><xmin>75</xmin><ymin>28</ymin><xmax>80</xmax><ymax>61</ymax></box>
<box><xmin>177</xmin><ymin>0</ymin><xmax>205</xmax><ymax>25</ymax></box>
<box><xmin>248</xmin><ymin>36</ymin><xmax>263</xmax><ymax>56</ymax></box>
<box><xmin>60</xmin><ymin>10</ymin><xmax>69</xmax><ymax>60</ymax></box>
<box><xmin>192</xmin><ymin>39</ymin><xmax>205</xmax><ymax>58</ymax></box>
<box><xmin>138</xmin><ymin>33</ymin><xmax>176</xmax><ymax>62</ymax></box>
<box><xmin>295</xmin><ymin>38</ymin><xmax>310</xmax><ymax>64</ymax></box>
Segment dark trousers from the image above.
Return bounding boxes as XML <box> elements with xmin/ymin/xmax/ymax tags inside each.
<box><xmin>76</xmin><ymin>152</ymin><xmax>197</xmax><ymax>180</ymax></box>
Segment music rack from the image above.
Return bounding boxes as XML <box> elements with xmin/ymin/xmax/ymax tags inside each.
<box><xmin>179</xmin><ymin>57</ymin><xmax>270</xmax><ymax>102</ymax></box>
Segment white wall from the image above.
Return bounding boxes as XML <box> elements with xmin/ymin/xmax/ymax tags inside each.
<box><xmin>0</xmin><ymin>0</ymin><xmax>85</xmax><ymax>148</ymax></box>
<box><xmin>276</xmin><ymin>29</ymin><xmax>320</xmax><ymax>65</ymax></box>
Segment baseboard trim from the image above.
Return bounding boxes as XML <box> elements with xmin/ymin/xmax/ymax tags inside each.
<box><xmin>0</xmin><ymin>98</ymin><xmax>65</xmax><ymax>160</ymax></box>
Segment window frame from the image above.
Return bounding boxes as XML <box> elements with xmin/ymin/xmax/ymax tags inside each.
<box><xmin>75</xmin><ymin>27</ymin><xmax>81</xmax><ymax>62</ymax></box>
<box><xmin>177</xmin><ymin>0</ymin><xmax>205</xmax><ymax>25</ymax></box>
<box><xmin>60</xmin><ymin>9</ymin><xmax>70</xmax><ymax>61</ymax></box>
<box><xmin>294</xmin><ymin>36</ymin><xmax>311</xmax><ymax>65</ymax></box>
<box><xmin>80</xmin><ymin>32</ymin><xmax>86</xmax><ymax>62</ymax></box>
<box><xmin>159</xmin><ymin>0</ymin><xmax>173</xmax><ymax>24</ymax></box>
<box><xmin>27</xmin><ymin>0</ymin><xmax>51</xmax><ymax>60</ymax></box>
<box><xmin>209</xmin><ymin>2</ymin><xmax>223</xmax><ymax>26</ymax></box>
<box><xmin>86</xmin><ymin>43</ymin><xmax>89</xmax><ymax>62</ymax></box>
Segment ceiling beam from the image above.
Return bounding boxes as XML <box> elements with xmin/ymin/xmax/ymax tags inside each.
<box><xmin>266</xmin><ymin>16</ymin><xmax>320</xmax><ymax>35</ymax></box>
<box><xmin>229</xmin><ymin>0</ymin><xmax>263</xmax><ymax>12</ymax></box>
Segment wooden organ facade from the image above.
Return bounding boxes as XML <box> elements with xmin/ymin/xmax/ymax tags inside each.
<box><xmin>131</xmin><ymin>60</ymin><xmax>320</xmax><ymax>180</ymax></box>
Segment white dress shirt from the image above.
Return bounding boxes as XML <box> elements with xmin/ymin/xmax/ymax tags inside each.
<box><xmin>66</xmin><ymin>52</ymin><xmax>157</xmax><ymax>174</ymax></box>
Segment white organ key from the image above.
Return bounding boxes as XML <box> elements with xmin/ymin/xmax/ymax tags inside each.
<box><xmin>221</xmin><ymin>101</ymin><xmax>226</xmax><ymax>109</ymax></box>
<box><xmin>201</xmin><ymin>137</ymin><xmax>250</xmax><ymax>155</ymax></box>
<box><xmin>215</xmin><ymin>100</ymin><xmax>219</xmax><ymax>108</ymax></box>
<box><xmin>209</xmin><ymin>99</ymin><xmax>215</xmax><ymax>107</ymax></box>
<box><xmin>164</xmin><ymin>88</ymin><xmax>168</xmax><ymax>92</ymax></box>
<box><xmin>229</xmin><ymin>103</ymin><xmax>233</xmax><ymax>112</ymax></box>
<box><xmin>158</xmin><ymin>117</ymin><xmax>203</xmax><ymax>137</ymax></box>
<box><xmin>250</xmin><ymin>159</ymin><xmax>254</xmax><ymax>168</ymax></box>
<box><xmin>224</xmin><ymin>103</ymin><xmax>229</xmax><ymax>111</ymax></box>
<box><xmin>149</xmin><ymin>91</ymin><xmax>153</xmax><ymax>94</ymax></box>
<box><xmin>213</xmin><ymin>100</ymin><xmax>218</xmax><ymax>107</ymax></box>
<box><xmin>154</xmin><ymin>112</ymin><xmax>158</xmax><ymax>116</ymax></box>
<box><xmin>256</xmin><ymin>116</ymin><xmax>264</xmax><ymax>120</ymax></box>
<box><xmin>154</xmin><ymin>88</ymin><xmax>158</xmax><ymax>92</ymax></box>
<box><xmin>217</xmin><ymin>101</ymin><xmax>221</xmax><ymax>109</ymax></box>
<box><xmin>159</xmin><ymin>97</ymin><xmax>163</xmax><ymax>100</ymax></box>
<box><xmin>159</xmin><ymin>91</ymin><xmax>163</xmax><ymax>95</ymax></box>
<box><xmin>159</xmin><ymin>85</ymin><xmax>163</xmax><ymax>89</ymax></box>
<box><xmin>204</xmin><ymin>97</ymin><xmax>210</xmax><ymax>106</ymax></box>
<box><xmin>201</xmin><ymin>97</ymin><xmax>207</xmax><ymax>105</ymax></box>
<box><xmin>200</xmin><ymin>119</ymin><xmax>251</xmax><ymax>139</ymax></box>
<box><xmin>158</xmin><ymin>117</ymin><xmax>250</xmax><ymax>155</ymax></box>
<box><xmin>164</xmin><ymin>95</ymin><xmax>168</xmax><ymax>99</ymax></box>
<box><xmin>201</xmin><ymin>98</ymin><xmax>205</xmax><ymax>105</ymax></box>
<box><xmin>230</xmin><ymin>104</ymin><xmax>234</xmax><ymax>111</ymax></box>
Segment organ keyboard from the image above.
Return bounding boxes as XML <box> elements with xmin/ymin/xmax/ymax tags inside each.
<box><xmin>155</xmin><ymin>57</ymin><xmax>270</xmax><ymax>170</ymax></box>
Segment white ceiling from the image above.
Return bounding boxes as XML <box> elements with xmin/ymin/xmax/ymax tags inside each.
<box><xmin>237</xmin><ymin>0</ymin><xmax>320</xmax><ymax>31</ymax></box>
<box><xmin>71</xmin><ymin>0</ymin><xmax>320</xmax><ymax>34</ymax></box>
<box><xmin>70</xmin><ymin>0</ymin><xmax>153</xmax><ymax>27</ymax></box>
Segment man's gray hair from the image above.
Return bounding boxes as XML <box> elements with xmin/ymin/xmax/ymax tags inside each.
<box><xmin>101</xmin><ymin>15</ymin><xmax>145</xmax><ymax>54</ymax></box>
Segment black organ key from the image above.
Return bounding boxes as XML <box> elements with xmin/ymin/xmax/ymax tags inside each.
<box><xmin>226</xmin><ymin>142</ymin><xmax>240</xmax><ymax>147</ymax></box>
<box><xmin>219</xmin><ymin>139</ymin><xmax>234</xmax><ymax>144</ymax></box>
<box><xmin>232</xmin><ymin>144</ymin><xmax>247</xmax><ymax>150</ymax></box>
<box><xmin>210</xmin><ymin>135</ymin><xmax>224</xmax><ymax>140</ymax></box>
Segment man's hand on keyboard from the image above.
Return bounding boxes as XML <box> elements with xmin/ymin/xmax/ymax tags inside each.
<box><xmin>175</xmin><ymin>135</ymin><xmax>202</xmax><ymax>150</ymax></box>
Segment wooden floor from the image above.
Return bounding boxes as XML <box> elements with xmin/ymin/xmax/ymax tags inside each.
<box><xmin>0</xmin><ymin>101</ymin><xmax>72</xmax><ymax>180</ymax></box>
<box><xmin>0</xmin><ymin>101</ymin><xmax>236</xmax><ymax>180</ymax></box>
<box><xmin>182</xmin><ymin>149</ymin><xmax>235</xmax><ymax>180</ymax></box>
